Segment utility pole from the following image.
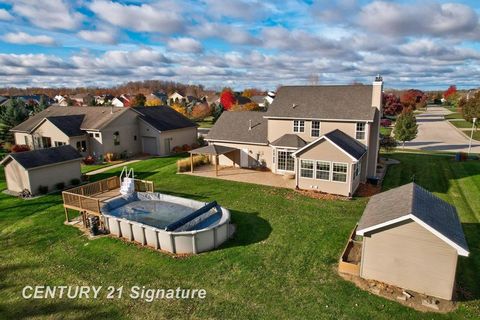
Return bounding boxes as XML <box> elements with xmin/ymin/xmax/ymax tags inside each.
<box><xmin>468</xmin><ymin>117</ymin><xmax>477</xmax><ymax>155</ymax></box>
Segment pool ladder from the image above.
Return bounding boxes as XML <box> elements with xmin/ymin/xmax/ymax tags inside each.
<box><xmin>120</xmin><ymin>166</ymin><xmax>135</xmax><ymax>196</ymax></box>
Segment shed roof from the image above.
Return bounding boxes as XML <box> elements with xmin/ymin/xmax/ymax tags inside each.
<box><xmin>0</xmin><ymin>145</ymin><xmax>83</xmax><ymax>170</ymax></box>
<box><xmin>293</xmin><ymin>129</ymin><xmax>366</xmax><ymax>161</ymax></box>
<box><xmin>189</xmin><ymin>144</ymin><xmax>237</xmax><ymax>155</ymax></box>
<box><xmin>265</xmin><ymin>85</ymin><xmax>376</xmax><ymax>121</ymax></box>
<box><xmin>133</xmin><ymin>106</ymin><xmax>197</xmax><ymax>131</ymax></box>
<box><xmin>271</xmin><ymin>134</ymin><xmax>307</xmax><ymax>148</ymax></box>
<box><xmin>356</xmin><ymin>183</ymin><xmax>469</xmax><ymax>256</ymax></box>
<box><xmin>206</xmin><ymin>111</ymin><xmax>268</xmax><ymax>145</ymax></box>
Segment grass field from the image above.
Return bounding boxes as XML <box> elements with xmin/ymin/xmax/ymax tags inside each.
<box><xmin>464</xmin><ymin>130</ymin><xmax>480</xmax><ymax>142</ymax></box>
<box><xmin>444</xmin><ymin>112</ymin><xmax>464</xmax><ymax>120</ymax></box>
<box><xmin>449</xmin><ymin>120</ymin><xmax>475</xmax><ymax>129</ymax></box>
<box><xmin>81</xmin><ymin>162</ymin><xmax>115</xmax><ymax>173</ymax></box>
<box><xmin>1</xmin><ymin>152</ymin><xmax>479</xmax><ymax>319</ymax></box>
<box><xmin>380</xmin><ymin>126</ymin><xmax>392</xmax><ymax>136</ymax></box>
<box><xmin>195</xmin><ymin>116</ymin><xmax>215</xmax><ymax>128</ymax></box>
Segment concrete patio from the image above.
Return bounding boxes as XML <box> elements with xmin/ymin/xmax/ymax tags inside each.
<box><xmin>182</xmin><ymin>165</ymin><xmax>296</xmax><ymax>189</ymax></box>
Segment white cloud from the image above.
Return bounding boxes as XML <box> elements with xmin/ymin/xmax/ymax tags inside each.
<box><xmin>77</xmin><ymin>29</ymin><xmax>117</xmax><ymax>45</ymax></box>
<box><xmin>10</xmin><ymin>0</ymin><xmax>83</xmax><ymax>30</ymax></box>
<box><xmin>190</xmin><ymin>22</ymin><xmax>260</xmax><ymax>45</ymax></box>
<box><xmin>167</xmin><ymin>37</ymin><xmax>203</xmax><ymax>53</ymax></box>
<box><xmin>1</xmin><ymin>32</ymin><xmax>56</xmax><ymax>46</ymax></box>
<box><xmin>89</xmin><ymin>0</ymin><xmax>184</xmax><ymax>33</ymax></box>
<box><xmin>205</xmin><ymin>0</ymin><xmax>267</xmax><ymax>20</ymax></box>
<box><xmin>0</xmin><ymin>9</ymin><xmax>13</xmax><ymax>21</ymax></box>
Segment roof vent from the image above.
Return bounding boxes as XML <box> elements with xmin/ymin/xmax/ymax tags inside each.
<box><xmin>292</xmin><ymin>103</ymin><xmax>297</xmax><ymax>109</ymax></box>
<box><xmin>248</xmin><ymin>119</ymin><xmax>252</xmax><ymax>131</ymax></box>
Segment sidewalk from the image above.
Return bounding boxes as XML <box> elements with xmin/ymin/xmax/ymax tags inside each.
<box><xmin>85</xmin><ymin>157</ymin><xmax>149</xmax><ymax>176</ymax></box>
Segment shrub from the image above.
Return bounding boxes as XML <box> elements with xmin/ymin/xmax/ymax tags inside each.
<box><xmin>38</xmin><ymin>185</ymin><xmax>48</xmax><ymax>194</ymax></box>
<box><xmin>55</xmin><ymin>182</ymin><xmax>65</xmax><ymax>190</ymax></box>
<box><xmin>172</xmin><ymin>146</ymin><xmax>183</xmax><ymax>153</ymax></box>
<box><xmin>70</xmin><ymin>178</ymin><xmax>80</xmax><ymax>186</ymax></box>
<box><xmin>104</xmin><ymin>152</ymin><xmax>118</xmax><ymax>162</ymax></box>
<box><xmin>380</xmin><ymin>119</ymin><xmax>392</xmax><ymax>127</ymax></box>
<box><xmin>83</xmin><ymin>155</ymin><xmax>95</xmax><ymax>165</ymax></box>
<box><xmin>11</xmin><ymin>144</ymin><xmax>30</xmax><ymax>153</ymax></box>
<box><xmin>177</xmin><ymin>155</ymin><xmax>210</xmax><ymax>172</ymax></box>
<box><xmin>182</xmin><ymin>144</ymin><xmax>192</xmax><ymax>151</ymax></box>
<box><xmin>197</xmin><ymin>135</ymin><xmax>206</xmax><ymax>146</ymax></box>
<box><xmin>191</xmin><ymin>143</ymin><xmax>200</xmax><ymax>150</ymax></box>
<box><xmin>380</xmin><ymin>136</ymin><xmax>398</xmax><ymax>152</ymax></box>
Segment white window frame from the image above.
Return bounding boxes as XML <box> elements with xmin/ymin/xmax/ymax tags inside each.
<box><xmin>311</xmin><ymin>120</ymin><xmax>320</xmax><ymax>137</ymax></box>
<box><xmin>332</xmin><ymin>162</ymin><xmax>348</xmax><ymax>183</ymax></box>
<box><xmin>276</xmin><ymin>149</ymin><xmax>295</xmax><ymax>172</ymax></box>
<box><xmin>300</xmin><ymin>160</ymin><xmax>314</xmax><ymax>179</ymax></box>
<box><xmin>356</xmin><ymin>122</ymin><xmax>366</xmax><ymax>140</ymax></box>
<box><xmin>354</xmin><ymin>162</ymin><xmax>361</xmax><ymax>178</ymax></box>
<box><xmin>293</xmin><ymin>120</ymin><xmax>305</xmax><ymax>133</ymax></box>
<box><xmin>54</xmin><ymin>141</ymin><xmax>66</xmax><ymax>147</ymax></box>
<box><xmin>316</xmin><ymin>161</ymin><xmax>331</xmax><ymax>181</ymax></box>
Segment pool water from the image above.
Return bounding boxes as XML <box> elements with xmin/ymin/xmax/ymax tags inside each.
<box><xmin>109</xmin><ymin>200</ymin><xmax>195</xmax><ymax>229</ymax></box>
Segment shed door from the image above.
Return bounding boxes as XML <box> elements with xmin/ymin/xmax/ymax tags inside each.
<box><xmin>142</xmin><ymin>136</ymin><xmax>158</xmax><ymax>155</ymax></box>
<box><xmin>240</xmin><ymin>148</ymin><xmax>249</xmax><ymax>167</ymax></box>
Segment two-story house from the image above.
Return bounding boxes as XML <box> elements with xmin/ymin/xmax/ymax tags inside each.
<box><xmin>11</xmin><ymin>105</ymin><xmax>198</xmax><ymax>158</ymax></box>
<box><xmin>205</xmin><ymin>76</ymin><xmax>383</xmax><ymax>197</ymax></box>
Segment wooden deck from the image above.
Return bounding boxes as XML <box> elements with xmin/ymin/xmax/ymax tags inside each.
<box><xmin>62</xmin><ymin>176</ymin><xmax>154</xmax><ymax>223</ymax></box>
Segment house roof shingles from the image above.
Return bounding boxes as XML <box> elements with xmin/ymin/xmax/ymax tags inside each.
<box><xmin>271</xmin><ymin>134</ymin><xmax>307</xmax><ymax>148</ymax></box>
<box><xmin>11</xmin><ymin>106</ymin><xmax>129</xmax><ymax>133</ymax></box>
<box><xmin>133</xmin><ymin>106</ymin><xmax>197</xmax><ymax>131</ymax></box>
<box><xmin>324</xmin><ymin>129</ymin><xmax>367</xmax><ymax>160</ymax></box>
<box><xmin>265</xmin><ymin>85</ymin><xmax>376</xmax><ymax>121</ymax></box>
<box><xmin>1</xmin><ymin>145</ymin><xmax>82</xmax><ymax>169</ymax></box>
<box><xmin>206</xmin><ymin>111</ymin><xmax>268</xmax><ymax>144</ymax></box>
<box><xmin>357</xmin><ymin>183</ymin><xmax>469</xmax><ymax>255</ymax></box>
<box><xmin>46</xmin><ymin>115</ymin><xmax>85</xmax><ymax>137</ymax></box>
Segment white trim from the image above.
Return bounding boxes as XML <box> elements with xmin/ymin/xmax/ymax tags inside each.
<box><xmin>292</xmin><ymin>135</ymin><xmax>359</xmax><ymax>162</ymax></box>
<box><xmin>293</xmin><ymin>120</ymin><xmax>305</xmax><ymax>133</ymax></box>
<box><xmin>331</xmin><ymin>162</ymin><xmax>348</xmax><ymax>183</ymax></box>
<box><xmin>299</xmin><ymin>159</ymin><xmax>315</xmax><ymax>179</ymax></box>
<box><xmin>205</xmin><ymin>138</ymin><xmax>268</xmax><ymax>146</ymax></box>
<box><xmin>311</xmin><ymin>120</ymin><xmax>321</xmax><ymax>138</ymax></box>
<box><xmin>263</xmin><ymin>116</ymin><xmax>374</xmax><ymax>123</ymax></box>
<box><xmin>356</xmin><ymin>214</ymin><xmax>469</xmax><ymax>257</ymax></box>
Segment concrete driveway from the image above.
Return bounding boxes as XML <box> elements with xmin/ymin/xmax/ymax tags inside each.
<box><xmin>403</xmin><ymin>106</ymin><xmax>480</xmax><ymax>153</ymax></box>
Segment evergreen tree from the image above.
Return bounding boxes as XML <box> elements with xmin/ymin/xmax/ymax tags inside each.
<box><xmin>0</xmin><ymin>99</ymin><xmax>29</xmax><ymax>143</ymax></box>
<box><xmin>394</xmin><ymin>110</ymin><xmax>418</xmax><ymax>148</ymax></box>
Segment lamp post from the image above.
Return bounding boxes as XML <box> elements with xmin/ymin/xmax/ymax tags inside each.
<box><xmin>468</xmin><ymin>117</ymin><xmax>477</xmax><ymax>155</ymax></box>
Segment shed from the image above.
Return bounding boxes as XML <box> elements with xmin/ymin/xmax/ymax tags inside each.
<box><xmin>0</xmin><ymin>145</ymin><xmax>83</xmax><ymax>195</ymax></box>
<box><xmin>356</xmin><ymin>183</ymin><xmax>469</xmax><ymax>300</ymax></box>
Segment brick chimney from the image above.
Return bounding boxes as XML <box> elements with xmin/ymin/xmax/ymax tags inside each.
<box><xmin>372</xmin><ymin>74</ymin><xmax>383</xmax><ymax>114</ymax></box>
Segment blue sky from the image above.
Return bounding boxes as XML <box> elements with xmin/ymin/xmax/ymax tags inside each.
<box><xmin>0</xmin><ymin>0</ymin><xmax>479</xmax><ymax>90</ymax></box>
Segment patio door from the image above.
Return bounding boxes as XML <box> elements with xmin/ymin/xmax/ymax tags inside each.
<box><xmin>277</xmin><ymin>150</ymin><xmax>294</xmax><ymax>172</ymax></box>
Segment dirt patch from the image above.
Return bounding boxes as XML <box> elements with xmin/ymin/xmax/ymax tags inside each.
<box><xmin>295</xmin><ymin>189</ymin><xmax>349</xmax><ymax>201</ymax></box>
<box><xmin>345</xmin><ymin>242</ymin><xmax>362</xmax><ymax>264</ymax></box>
<box><xmin>355</xmin><ymin>183</ymin><xmax>381</xmax><ymax>197</ymax></box>
<box><xmin>338</xmin><ymin>271</ymin><xmax>457</xmax><ymax>313</ymax></box>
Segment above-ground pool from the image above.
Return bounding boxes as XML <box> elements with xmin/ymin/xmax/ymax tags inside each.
<box><xmin>102</xmin><ymin>192</ymin><xmax>232</xmax><ymax>254</ymax></box>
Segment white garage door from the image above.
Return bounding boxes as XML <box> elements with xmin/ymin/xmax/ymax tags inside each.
<box><xmin>142</xmin><ymin>136</ymin><xmax>158</xmax><ymax>155</ymax></box>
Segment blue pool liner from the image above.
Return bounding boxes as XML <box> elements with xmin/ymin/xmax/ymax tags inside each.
<box><xmin>164</xmin><ymin>201</ymin><xmax>218</xmax><ymax>231</ymax></box>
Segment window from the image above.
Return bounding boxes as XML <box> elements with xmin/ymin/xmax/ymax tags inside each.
<box><xmin>76</xmin><ymin>140</ymin><xmax>87</xmax><ymax>152</ymax></box>
<box><xmin>300</xmin><ymin>160</ymin><xmax>314</xmax><ymax>178</ymax></box>
<box><xmin>41</xmin><ymin>137</ymin><xmax>52</xmax><ymax>148</ymax></box>
<box><xmin>293</xmin><ymin>120</ymin><xmax>305</xmax><ymax>133</ymax></box>
<box><xmin>277</xmin><ymin>150</ymin><xmax>294</xmax><ymax>171</ymax></box>
<box><xmin>354</xmin><ymin>162</ymin><xmax>361</xmax><ymax>178</ymax></box>
<box><xmin>316</xmin><ymin>161</ymin><xmax>330</xmax><ymax>180</ymax></box>
<box><xmin>134</xmin><ymin>135</ymin><xmax>137</xmax><ymax>141</ymax></box>
<box><xmin>311</xmin><ymin>121</ymin><xmax>320</xmax><ymax>137</ymax></box>
<box><xmin>332</xmin><ymin>163</ymin><xmax>348</xmax><ymax>182</ymax></box>
<box><xmin>113</xmin><ymin>131</ymin><xmax>120</xmax><ymax>145</ymax></box>
<box><xmin>356</xmin><ymin>122</ymin><xmax>366</xmax><ymax>140</ymax></box>
<box><xmin>89</xmin><ymin>133</ymin><xmax>93</xmax><ymax>137</ymax></box>
<box><xmin>54</xmin><ymin>141</ymin><xmax>66</xmax><ymax>147</ymax></box>
<box><xmin>95</xmin><ymin>133</ymin><xmax>100</xmax><ymax>138</ymax></box>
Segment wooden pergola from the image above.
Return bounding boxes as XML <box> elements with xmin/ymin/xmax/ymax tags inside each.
<box><xmin>189</xmin><ymin>144</ymin><xmax>238</xmax><ymax>176</ymax></box>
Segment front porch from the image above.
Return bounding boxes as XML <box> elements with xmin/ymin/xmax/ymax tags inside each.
<box><xmin>182</xmin><ymin>165</ymin><xmax>296</xmax><ymax>189</ymax></box>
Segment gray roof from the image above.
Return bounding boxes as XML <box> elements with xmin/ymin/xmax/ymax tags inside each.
<box><xmin>206</xmin><ymin>111</ymin><xmax>268</xmax><ymax>145</ymax></box>
<box><xmin>357</xmin><ymin>183</ymin><xmax>469</xmax><ymax>256</ymax></box>
<box><xmin>133</xmin><ymin>106</ymin><xmax>197</xmax><ymax>131</ymax></box>
<box><xmin>11</xmin><ymin>106</ymin><xmax>129</xmax><ymax>133</ymax></box>
<box><xmin>46</xmin><ymin>115</ymin><xmax>85</xmax><ymax>137</ymax></box>
<box><xmin>265</xmin><ymin>85</ymin><xmax>376</xmax><ymax>121</ymax></box>
<box><xmin>189</xmin><ymin>144</ymin><xmax>237</xmax><ymax>155</ymax></box>
<box><xmin>294</xmin><ymin>129</ymin><xmax>366</xmax><ymax>160</ymax></box>
<box><xmin>250</xmin><ymin>95</ymin><xmax>266</xmax><ymax>104</ymax></box>
<box><xmin>271</xmin><ymin>134</ymin><xmax>307</xmax><ymax>148</ymax></box>
<box><xmin>1</xmin><ymin>145</ymin><xmax>82</xmax><ymax>169</ymax></box>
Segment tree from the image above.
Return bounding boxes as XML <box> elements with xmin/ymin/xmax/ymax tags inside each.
<box><xmin>171</xmin><ymin>103</ymin><xmax>188</xmax><ymax>117</ymax></box>
<box><xmin>0</xmin><ymin>99</ymin><xmax>29</xmax><ymax>143</ymax></box>
<box><xmin>383</xmin><ymin>93</ymin><xmax>403</xmax><ymax>116</ymax></box>
<box><xmin>394</xmin><ymin>110</ymin><xmax>418</xmax><ymax>148</ymax></box>
<box><xmin>83</xmin><ymin>94</ymin><xmax>96</xmax><ymax>106</ymax></box>
<box><xmin>462</xmin><ymin>92</ymin><xmax>480</xmax><ymax>122</ymax></box>
<box><xmin>401</xmin><ymin>89</ymin><xmax>427</xmax><ymax>110</ymax></box>
<box><xmin>443</xmin><ymin>85</ymin><xmax>457</xmax><ymax>100</ymax></box>
<box><xmin>230</xmin><ymin>102</ymin><xmax>260</xmax><ymax>112</ymax></box>
<box><xmin>34</xmin><ymin>95</ymin><xmax>49</xmax><ymax>113</ymax></box>
<box><xmin>145</xmin><ymin>98</ymin><xmax>162</xmax><ymax>107</ymax></box>
<box><xmin>131</xmin><ymin>93</ymin><xmax>146</xmax><ymax>107</ymax></box>
<box><xmin>220</xmin><ymin>89</ymin><xmax>236</xmax><ymax>110</ymax></box>
<box><xmin>191</xmin><ymin>103</ymin><xmax>212</xmax><ymax>120</ymax></box>
<box><xmin>380</xmin><ymin>136</ymin><xmax>397</xmax><ymax>152</ymax></box>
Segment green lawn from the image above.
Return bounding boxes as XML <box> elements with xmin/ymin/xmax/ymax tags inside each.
<box><xmin>380</xmin><ymin>126</ymin><xmax>392</xmax><ymax>136</ymax></box>
<box><xmin>444</xmin><ymin>112</ymin><xmax>464</xmax><ymax>120</ymax></box>
<box><xmin>449</xmin><ymin>120</ymin><xmax>475</xmax><ymax>129</ymax></box>
<box><xmin>1</xmin><ymin>153</ymin><xmax>479</xmax><ymax>319</ymax></box>
<box><xmin>463</xmin><ymin>130</ymin><xmax>480</xmax><ymax>142</ymax></box>
<box><xmin>195</xmin><ymin>116</ymin><xmax>215</xmax><ymax>128</ymax></box>
<box><xmin>81</xmin><ymin>162</ymin><xmax>116</xmax><ymax>173</ymax></box>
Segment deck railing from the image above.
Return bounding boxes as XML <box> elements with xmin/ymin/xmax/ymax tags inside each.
<box><xmin>67</xmin><ymin>176</ymin><xmax>120</xmax><ymax>196</ymax></box>
<box><xmin>134</xmin><ymin>179</ymin><xmax>155</xmax><ymax>192</ymax></box>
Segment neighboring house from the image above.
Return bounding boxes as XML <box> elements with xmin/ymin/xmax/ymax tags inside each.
<box><xmin>265</xmin><ymin>91</ymin><xmax>275</xmax><ymax>105</ymax></box>
<box><xmin>205</xmin><ymin>94</ymin><xmax>220</xmax><ymax>105</ymax></box>
<box><xmin>95</xmin><ymin>94</ymin><xmax>114</xmax><ymax>105</ymax></box>
<box><xmin>10</xmin><ymin>105</ymin><xmax>197</xmax><ymax>158</ymax></box>
<box><xmin>1</xmin><ymin>94</ymin><xmax>51</xmax><ymax>107</ymax></box>
<box><xmin>0</xmin><ymin>145</ymin><xmax>83</xmax><ymax>195</ymax></box>
<box><xmin>70</xmin><ymin>93</ymin><xmax>94</xmax><ymax>106</ymax></box>
<box><xmin>236</xmin><ymin>96</ymin><xmax>252</xmax><ymax>105</ymax></box>
<box><xmin>54</xmin><ymin>95</ymin><xmax>68</xmax><ymax>106</ymax></box>
<box><xmin>205</xmin><ymin>76</ymin><xmax>383</xmax><ymax>197</ymax></box>
<box><xmin>146</xmin><ymin>92</ymin><xmax>167</xmax><ymax>106</ymax></box>
<box><xmin>251</xmin><ymin>95</ymin><xmax>267</xmax><ymax>108</ymax></box>
<box><xmin>168</xmin><ymin>91</ymin><xmax>185</xmax><ymax>103</ymax></box>
<box><xmin>0</xmin><ymin>96</ymin><xmax>7</xmax><ymax>106</ymax></box>
<box><xmin>111</xmin><ymin>94</ymin><xmax>132</xmax><ymax>108</ymax></box>
<box><xmin>356</xmin><ymin>183</ymin><xmax>469</xmax><ymax>300</ymax></box>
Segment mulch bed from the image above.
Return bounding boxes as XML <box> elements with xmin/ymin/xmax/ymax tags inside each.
<box><xmin>354</xmin><ymin>183</ymin><xmax>382</xmax><ymax>197</ymax></box>
<box><xmin>295</xmin><ymin>189</ymin><xmax>349</xmax><ymax>201</ymax></box>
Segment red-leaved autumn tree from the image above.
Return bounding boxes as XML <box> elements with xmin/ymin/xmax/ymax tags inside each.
<box><xmin>444</xmin><ymin>85</ymin><xmax>457</xmax><ymax>99</ymax></box>
<box><xmin>383</xmin><ymin>93</ymin><xmax>403</xmax><ymax>116</ymax></box>
<box><xmin>401</xmin><ymin>89</ymin><xmax>428</xmax><ymax>110</ymax></box>
<box><xmin>220</xmin><ymin>89</ymin><xmax>236</xmax><ymax>110</ymax></box>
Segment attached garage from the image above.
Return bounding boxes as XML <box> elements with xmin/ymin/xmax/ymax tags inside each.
<box><xmin>356</xmin><ymin>183</ymin><xmax>469</xmax><ymax>300</ymax></box>
<box><xmin>0</xmin><ymin>145</ymin><xmax>83</xmax><ymax>196</ymax></box>
<box><xmin>141</xmin><ymin>136</ymin><xmax>158</xmax><ymax>155</ymax></box>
